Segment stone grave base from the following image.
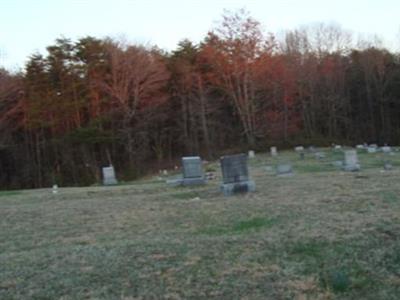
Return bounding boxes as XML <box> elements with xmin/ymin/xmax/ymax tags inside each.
<box><xmin>342</xmin><ymin>164</ymin><xmax>360</xmax><ymax>172</ymax></box>
<box><xmin>182</xmin><ymin>177</ymin><xmax>206</xmax><ymax>186</ymax></box>
<box><xmin>167</xmin><ymin>177</ymin><xmax>206</xmax><ymax>187</ymax></box>
<box><xmin>221</xmin><ymin>180</ymin><xmax>255</xmax><ymax>196</ymax></box>
<box><xmin>103</xmin><ymin>178</ymin><xmax>118</xmax><ymax>185</ymax></box>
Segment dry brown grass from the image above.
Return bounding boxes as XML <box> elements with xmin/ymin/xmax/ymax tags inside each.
<box><xmin>1</xmin><ymin>149</ymin><xmax>400</xmax><ymax>299</ymax></box>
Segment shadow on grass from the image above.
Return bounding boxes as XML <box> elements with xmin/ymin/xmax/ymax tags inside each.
<box><xmin>0</xmin><ymin>190</ymin><xmax>22</xmax><ymax>197</ymax></box>
<box><xmin>199</xmin><ymin>217</ymin><xmax>278</xmax><ymax>236</ymax></box>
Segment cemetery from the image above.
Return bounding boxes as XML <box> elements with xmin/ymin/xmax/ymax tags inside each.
<box><xmin>1</xmin><ymin>146</ymin><xmax>400</xmax><ymax>299</ymax></box>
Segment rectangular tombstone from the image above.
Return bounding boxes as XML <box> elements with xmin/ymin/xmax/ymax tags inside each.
<box><xmin>182</xmin><ymin>157</ymin><xmax>203</xmax><ymax>178</ymax></box>
<box><xmin>181</xmin><ymin>156</ymin><xmax>206</xmax><ymax>186</ymax></box>
<box><xmin>270</xmin><ymin>146</ymin><xmax>278</xmax><ymax>156</ymax></box>
<box><xmin>276</xmin><ymin>164</ymin><xmax>293</xmax><ymax>176</ymax></box>
<box><xmin>343</xmin><ymin>150</ymin><xmax>360</xmax><ymax>171</ymax></box>
<box><xmin>248</xmin><ymin>150</ymin><xmax>255</xmax><ymax>158</ymax></box>
<box><xmin>102</xmin><ymin>166</ymin><xmax>117</xmax><ymax>185</ymax></box>
<box><xmin>220</xmin><ymin>154</ymin><xmax>255</xmax><ymax>196</ymax></box>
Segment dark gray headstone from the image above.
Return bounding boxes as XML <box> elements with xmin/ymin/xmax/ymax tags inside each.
<box><xmin>167</xmin><ymin>157</ymin><xmax>206</xmax><ymax>187</ymax></box>
<box><xmin>276</xmin><ymin>164</ymin><xmax>293</xmax><ymax>176</ymax></box>
<box><xmin>181</xmin><ymin>156</ymin><xmax>205</xmax><ymax>186</ymax></box>
<box><xmin>182</xmin><ymin>157</ymin><xmax>203</xmax><ymax>178</ymax></box>
<box><xmin>220</xmin><ymin>154</ymin><xmax>249</xmax><ymax>184</ymax></box>
<box><xmin>220</xmin><ymin>154</ymin><xmax>255</xmax><ymax>196</ymax></box>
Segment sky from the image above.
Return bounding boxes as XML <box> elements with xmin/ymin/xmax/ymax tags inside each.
<box><xmin>1</xmin><ymin>0</ymin><xmax>399</xmax><ymax>71</ymax></box>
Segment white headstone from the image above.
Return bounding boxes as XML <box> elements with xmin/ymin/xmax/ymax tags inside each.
<box><xmin>356</xmin><ymin>144</ymin><xmax>365</xmax><ymax>150</ymax></box>
<box><xmin>102</xmin><ymin>166</ymin><xmax>117</xmax><ymax>185</ymax></box>
<box><xmin>270</xmin><ymin>146</ymin><xmax>277</xmax><ymax>156</ymax></box>
<box><xmin>52</xmin><ymin>184</ymin><xmax>58</xmax><ymax>194</ymax></box>
<box><xmin>367</xmin><ymin>147</ymin><xmax>377</xmax><ymax>153</ymax></box>
<box><xmin>381</xmin><ymin>146</ymin><xmax>391</xmax><ymax>153</ymax></box>
<box><xmin>343</xmin><ymin>150</ymin><xmax>360</xmax><ymax>171</ymax></box>
<box><xmin>294</xmin><ymin>146</ymin><xmax>304</xmax><ymax>152</ymax></box>
<box><xmin>248</xmin><ymin>150</ymin><xmax>255</xmax><ymax>158</ymax></box>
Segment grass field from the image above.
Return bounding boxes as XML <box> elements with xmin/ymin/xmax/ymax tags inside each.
<box><xmin>1</xmin><ymin>148</ymin><xmax>400</xmax><ymax>299</ymax></box>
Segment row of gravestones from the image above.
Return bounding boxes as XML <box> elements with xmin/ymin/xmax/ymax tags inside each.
<box><xmin>100</xmin><ymin>155</ymin><xmax>255</xmax><ymax>196</ymax></box>
<box><xmin>167</xmin><ymin>155</ymin><xmax>255</xmax><ymax>196</ymax></box>
<box><xmin>101</xmin><ymin>145</ymin><xmax>395</xmax><ymax>196</ymax></box>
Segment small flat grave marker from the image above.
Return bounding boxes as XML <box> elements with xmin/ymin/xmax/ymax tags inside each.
<box><xmin>367</xmin><ymin>147</ymin><xmax>377</xmax><ymax>154</ymax></box>
<box><xmin>295</xmin><ymin>146</ymin><xmax>304</xmax><ymax>152</ymax></box>
<box><xmin>276</xmin><ymin>164</ymin><xmax>293</xmax><ymax>176</ymax></box>
<box><xmin>381</xmin><ymin>146</ymin><xmax>391</xmax><ymax>153</ymax></box>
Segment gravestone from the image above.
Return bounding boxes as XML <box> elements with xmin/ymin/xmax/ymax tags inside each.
<box><xmin>334</xmin><ymin>145</ymin><xmax>342</xmax><ymax>151</ymax></box>
<box><xmin>248</xmin><ymin>150</ymin><xmax>255</xmax><ymax>158</ymax></box>
<box><xmin>102</xmin><ymin>166</ymin><xmax>117</xmax><ymax>185</ymax></box>
<box><xmin>220</xmin><ymin>154</ymin><xmax>255</xmax><ymax>196</ymax></box>
<box><xmin>315</xmin><ymin>152</ymin><xmax>326</xmax><ymax>160</ymax></box>
<box><xmin>343</xmin><ymin>150</ymin><xmax>360</xmax><ymax>171</ymax></box>
<box><xmin>381</xmin><ymin>146</ymin><xmax>391</xmax><ymax>153</ymax></box>
<box><xmin>181</xmin><ymin>156</ymin><xmax>206</xmax><ymax>186</ymax></box>
<box><xmin>52</xmin><ymin>184</ymin><xmax>58</xmax><ymax>194</ymax></box>
<box><xmin>276</xmin><ymin>164</ymin><xmax>293</xmax><ymax>176</ymax></box>
<box><xmin>367</xmin><ymin>147</ymin><xmax>377</xmax><ymax>153</ymax></box>
<box><xmin>308</xmin><ymin>146</ymin><xmax>316</xmax><ymax>153</ymax></box>
<box><xmin>356</xmin><ymin>144</ymin><xmax>365</xmax><ymax>150</ymax></box>
<box><xmin>295</xmin><ymin>146</ymin><xmax>304</xmax><ymax>152</ymax></box>
<box><xmin>332</xmin><ymin>160</ymin><xmax>344</xmax><ymax>168</ymax></box>
<box><xmin>384</xmin><ymin>160</ymin><xmax>393</xmax><ymax>171</ymax></box>
<box><xmin>270</xmin><ymin>147</ymin><xmax>278</xmax><ymax>156</ymax></box>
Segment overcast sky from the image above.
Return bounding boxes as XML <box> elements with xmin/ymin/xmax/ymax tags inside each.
<box><xmin>1</xmin><ymin>0</ymin><xmax>399</xmax><ymax>71</ymax></box>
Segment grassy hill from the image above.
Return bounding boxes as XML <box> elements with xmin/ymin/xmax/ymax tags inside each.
<box><xmin>1</xmin><ymin>149</ymin><xmax>400</xmax><ymax>299</ymax></box>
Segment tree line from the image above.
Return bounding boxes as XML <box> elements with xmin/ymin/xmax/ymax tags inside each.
<box><xmin>1</xmin><ymin>10</ymin><xmax>400</xmax><ymax>189</ymax></box>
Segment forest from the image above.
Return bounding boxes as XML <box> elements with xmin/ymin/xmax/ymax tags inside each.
<box><xmin>1</xmin><ymin>10</ymin><xmax>400</xmax><ymax>189</ymax></box>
